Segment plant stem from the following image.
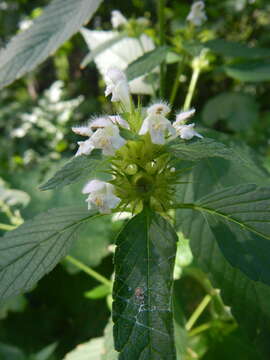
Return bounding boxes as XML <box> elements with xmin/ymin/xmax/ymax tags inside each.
<box><xmin>183</xmin><ymin>66</ymin><xmax>200</xmax><ymax>110</ymax></box>
<box><xmin>0</xmin><ymin>223</ymin><xmax>16</xmax><ymax>231</ymax></box>
<box><xmin>66</xmin><ymin>255</ymin><xmax>111</xmax><ymax>287</ymax></box>
<box><xmin>185</xmin><ymin>294</ymin><xmax>212</xmax><ymax>331</ymax></box>
<box><xmin>189</xmin><ymin>322</ymin><xmax>212</xmax><ymax>336</ymax></box>
<box><xmin>158</xmin><ymin>0</ymin><xmax>166</xmax><ymax>98</ymax></box>
<box><xmin>169</xmin><ymin>59</ymin><xmax>185</xmax><ymax>107</ymax></box>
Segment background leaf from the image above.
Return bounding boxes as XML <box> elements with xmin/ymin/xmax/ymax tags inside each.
<box><xmin>0</xmin><ymin>207</ymin><xmax>96</xmax><ymax>304</ymax></box>
<box><xmin>40</xmin><ymin>151</ymin><xmax>108</xmax><ymax>191</ymax></box>
<box><xmin>202</xmin><ymin>92</ymin><xmax>258</xmax><ymax>131</ymax></box>
<box><xmin>126</xmin><ymin>46</ymin><xmax>169</xmax><ymax>81</ymax></box>
<box><xmin>113</xmin><ymin>209</ymin><xmax>177</xmax><ymax>359</ymax></box>
<box><xmin>224</xmin><ymin>61</ymin><xmax>270</xmax><ymax>82</ymax></box>
<box><xmin>0</xmin><ymin>0</ymin><xmax>102</xmax><ymax>89</ymax></box>
<box><xmin>206</xmin><ymin>39</ymin><xmax>270</xmax><ymax>59</ymax></box>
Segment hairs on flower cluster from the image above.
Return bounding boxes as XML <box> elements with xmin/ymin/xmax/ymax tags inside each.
<box><xmin>72</xmin><ymin>67</ymin><xmax>203</xmax><ymax>214</ymax></box>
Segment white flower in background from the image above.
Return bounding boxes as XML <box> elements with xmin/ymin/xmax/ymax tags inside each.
<box><xmin>19</xmin><ymin>18</ymin><xmax>33</xmax><ymax>31</ymax></box>
<box><xmin>139</xmin><ymin>102</ymin><xmax>176</xmax><ymax>144</ymax></box>
<box><xmin>187</xmin><ymin>1</ymin><xmax>207</xmax><ymax>26</ymax></box>
<box><xmin>80</xmin><ymin>28</ymin><xmax>156</xmax><ymax>95</ymax></box>
<box><xmin>90</xmin><ymin>123</ymin><xmax>126</xmax><ymax>155</ymax></box>
<box><xmin>173</xmin><ymin>123</ymin><xmax>203</xmax><ymax>140</ymax></box>
<box><xmin>82</xmin><ymin>180</ymin><xmax>120</xmax><ymax>213</ymax></box>
<box><xmin>105</xmin><ymin>67</ymin><xmax>131</xmax><ymax>111</ymax></box>
<box><xmin>175</xmin><ymin>108</ymin><xmax>196</xmax><ymax>125</ymax></box>
<box><xmin>75</xmin><ymin>139</ymin><xmax>94</xmax><ymax>157</ymax></box>
<box><xmin>111</xmin><ymin>10</ymin><xmax>128</xmax><ymax>29</ymax></box>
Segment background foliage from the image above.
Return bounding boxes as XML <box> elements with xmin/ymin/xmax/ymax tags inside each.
<box><xmin>1</xmin><ymin>0</ymin><xmax>270</xmax><ymax>359</ymax></box>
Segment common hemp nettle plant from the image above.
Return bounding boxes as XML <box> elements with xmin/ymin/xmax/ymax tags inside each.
<box><xmin>1</xmin><ymin>0</ymin><xmax>270</xmax><ymax>359</ymax></box>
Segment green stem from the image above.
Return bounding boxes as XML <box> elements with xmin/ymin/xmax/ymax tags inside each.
<box><xmin>183</xmin><ymin>66</ymin><xmax>200</xmax><ymax>110</ymax></box>
<box><xmin>185</xmin><ymin>294</ymin><xmax>212</xmax><ymax>331</ymax></box>
<box><xmin>169</xmin><ymin>59</ymin><xmax>185</xmax><ymax>107</ymax></box>
<box><xmin>0</xmin><ymin>223</ymin><xmax>16</xmax><ymax>231</ymax></box>
<box><xmin>189</xmin><ymin>322</ymin><xmax>212</xmax><ymax>337</ymax></box>
<box><xmin>158</xmin><ymin>0</ymin><xmax>166</xmax><ymax>98</ymax></box>
<box><xmin>66</xmin><ymin>255</ymin><xmax>111</xmax><ymax>287</ymax></box>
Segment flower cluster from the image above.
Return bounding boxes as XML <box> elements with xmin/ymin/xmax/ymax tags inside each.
<box><xmin>72</xmin><ymin>67</ymin><xmax>202</xmax><ymax>214</ymax></box>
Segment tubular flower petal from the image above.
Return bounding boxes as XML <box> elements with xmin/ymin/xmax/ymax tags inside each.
<box><xmin>75</xmin><ymin>139</ymin><xmax>94</xmax><ymax>157</ymax></box>
<box><xmin>139</xmin><ymin>102</ymin><xmax>175</xmax><ymax>144</ymax></box>
<box><xmin>90</xmin><ymin>123</ymin><xmax>126</xmax><ymax>155</ymax></box>
<box><xmin>90</xmin><ymin>115</ymin><xmax>129</xmax><ymax>129</ymax></box>
<box><xmin>175</xmin><ymin>108</ymin><xmax>196</xmax><ymax>125</ymax></box>
<box><xmin>104</xmin><ymin>67</ymin><xmax>131</xmax><ymax>111</ymax></box>
<box><xmin>83</xmin><ymin>180</ymin><xmax>120</xmax><ymax>214</ymax></box>
<box><xmin>174</xmin><ymin>123</ymin><xmax>203</xmax><ymax>140</ymax></box>
<box><xmin>111</xmin><ymin>10</ymin><xmax>128</xmax><ymax>29</ymax></box>
<box><xmin>187</xmin><ymin>1</ymin><xmax>207</xmax><ymax>26</ymax></box>
<box><xmin>72</xmin><ymin>125</ymin><xmax>93</xmax><ymax>137</ymax></box>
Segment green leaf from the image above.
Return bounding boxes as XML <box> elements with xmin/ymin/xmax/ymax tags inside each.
<box><xmin>202</xmin><ymin>92</ymin><xmax>258</xmax><ymax>131</ymax></box>
<box><xmin>33</xmin><ymin>343</ymin><xmax>58</xmax><ymax>360</ymax></box>
<box><xmin>126</xmin><ymin>46</ymin><xmax>169</xmax><ymax>81</ymax></box>
<box><xmin>113</xmin><ymin>209</ymin><xmax>177</xmax><ymax>359</ymax></box>
<box><xmin>80</xmin><ymin>31</ymin><xmax>126</xmax><ymax>68</ymax></box>
<box><xmin>224</xmin><ymin>61</ymin><xmax>270</xmax><ymax>82</ymax></box>
<box><xmin>206</xmin><ymin>39</ymin><xmax>270</xmax><ymax>59</ymax></box>
<box><xmin>102</xmin><ymin>320</ymin><xmax>118</xmax><ymax>360</ymax></box>
<box><xmin>0</xmin><ymin>0</ymin><xmax>102</xmax><ymax>89</ymax></box>
<box><xmin>40</xmin><ymin>151</ymin><xmax>108</xmax><ymax>191</ymax></box>
<box><xmin>0</xmin><ymin>207</ymin><xmax>96</xmax><ymax>303</ymax></box>
<box><xmin>0</xmin><ymin>343</ymin><xmax>25</xmax><ymax>360</ymax></box>
<box><xmin>182</xmin><ymin>185</ymin><xmax>270</xmax><ymax>284</ymax></box>
<box><xmin>64</xmin><ymin>337</ymin><xmax>103</xmax><ymax>360</ymax></box>
<box><xmin>168</xmin><ymin>137</ymin><xmax>234</xmax><ymax>162</ymax></box>
<box><xmin>85</xmin><ymin>284</ymin><xmax>111</xmax><ymax>299</ymax></box>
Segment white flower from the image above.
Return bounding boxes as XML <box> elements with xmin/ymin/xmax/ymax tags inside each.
<box><xmin>175</xmin><ymin>108</ymin><xmax>196</xmax><ymax>125</ymax></box>
<box><xmin>82</xmin><ymin>180</ymin><xmax>120</xmax><ymax>214</ymax></box>
<box><xmin>105</xmin><ymin>67</ymin><xmax>131</xmax><ymax>111</ymax></box>
<box><xmin>75</xmin><ymin>139</ymin><xmax>94</xmax><ymax>157</ymax></box>
<box><xmin>90</xmin><ymin>123</ymin><xmax>126</xmax><ymax>155</ymax></box>
<box><xmin>139</xmin><ymin>102</ymin><xmax>175</xmax><ymax>144</ymax></box>
<box><xmin>111</xmin><ymin>10</ymin><xmax>127</xmax><ymax>29</ymax></box>
<box><xmin>174</xmin><ymin>123</ymin><xmax>203</xmax><ymax>140</ymax></box>
<box><xmin>187</xmin><ymin>1</ymin><xmax>207</xmax><ymax>26</ymax></box>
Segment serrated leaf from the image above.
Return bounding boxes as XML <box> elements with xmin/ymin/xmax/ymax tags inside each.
<box><xmin>224</xmin><ymin>61</ymin><xmax>270</xmax><ymax>82</ymax></box>
<box><xmin>184</xmin><ymin>184</ymin><xmax>270</xmax><ymax>285</ymax></box>
<box><xmin>206</xmin><ymin>39</ymin><xmax>270</xmax><ymax>59</ymax></box>
<box><xmin>168</xmin><ymin>137</ymin><xmax>233</xmax><ymax>161</ymax></box>
<box><xmin>80</xmin><ymin>32</ymin><xmax>126</xmax><ymax>68</ymax></box>
<box><xmin>202</xmin><ymin>92</ymin><xmax>258</xmax><ymax>131</ymax></box>
<box><xmin>0</xmin><ymin>0</ymin><xmax>102</xmax><ymax>89</ymax></box>
<box><xmin>126</xmin><ymin>46</ymin><xmax>169</xmax><ymax>81</ymax></box>
<box><xmin>40</xmin><ymin>151</ymin><xmax>108</xmax><ymax>191</ymax></box>
<box><xmin>113</xmin><ymin>209</ymin><xmax>177</xmax><ymax>360</ymax></box>
<box><xmin>175</xmin><ymin>146</ymin><xmax>270</xmax><ymax>358</ymax></box>
<box><xmin>85</xmin><ymin>284</ymin><xmax>110</xmax><ymax>299</ymax></box>
<box><xmin>0</xmin><ymin>207</ymin><xmax>96</xmax><ymax>303</ymax></box>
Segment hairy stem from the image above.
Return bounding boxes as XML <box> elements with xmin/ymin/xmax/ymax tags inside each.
<box><xmin>66</xmin><ymin>255</ymin><xmax>111</xmax><ymax>287</ymax></box>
